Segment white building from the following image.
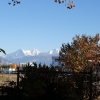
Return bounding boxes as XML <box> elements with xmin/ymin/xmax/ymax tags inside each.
<box><xmin>3</xmin><ymin>68</ymin><xmax>16</xmax><ymax>73</ymax></box>
<box><xmin>19</xmin><ymin>62</ymin><xmax>34</xmax><ymax>67</ymax></box>
<box><xmin>19</xmin><ymin>63</ymin><xmax>27</xmax><ymax>67</ymax></box>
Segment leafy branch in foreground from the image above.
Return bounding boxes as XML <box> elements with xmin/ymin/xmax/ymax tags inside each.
<box><xmin>0</xmin><ymin>48</ymin><xmax>6</xmax><ymax>55</ymax></box>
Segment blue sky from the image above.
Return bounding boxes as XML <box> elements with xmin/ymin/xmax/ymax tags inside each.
<box><xmin>0</xmin><ymin>0</ymin><xmax>100</xmax><ymax>55</ymax></box>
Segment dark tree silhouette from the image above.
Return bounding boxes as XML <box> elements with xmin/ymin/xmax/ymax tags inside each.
<box><xmin>8</xmin><ymin>0</ymin><xmax>20</xmax><ymax>6</ymax></box>
<box><xmin>19</xmin><ymin>64</ymin><xmax>78</xmax><ymax>99</ymax></box>
<box><xmin>0</xmin><ymin>48</ymin><xmax>6</xmax><ymax>55</ymax></box>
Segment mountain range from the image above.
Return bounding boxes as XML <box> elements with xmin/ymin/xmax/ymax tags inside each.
<box><xmin>0</xmin><ymin>49</ymin><xmax>60</xmax><ymax>66</ymax></box>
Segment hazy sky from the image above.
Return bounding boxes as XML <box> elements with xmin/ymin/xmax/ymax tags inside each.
<box><xmin>0</xmin><ymin>0</ymin><xmax>100</xmax><ymax>55</ymax></box>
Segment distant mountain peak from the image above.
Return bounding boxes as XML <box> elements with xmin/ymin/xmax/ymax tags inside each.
<box><xmin>17</xmin><ymin>49</ymin><xmax>24</xmax><ymax>51</ymax></box>
<box><xmin>48</xmin><ymin>49</ymin><xmax>59</xmax><ymax>54</ymax></box>
<box><xmin>1</xmin><ymin>48</ymin><xmax>59</xmax><ymax>59</ymax></box>
<box><xmin>31</xmin><ymin>49</ymin><xmax>41</xmax><ymax>56</ymax></box>
<box><xmin>0</xmin><ymin>48</ymin><xmax>60</xmax><ymax>66</ymax></box>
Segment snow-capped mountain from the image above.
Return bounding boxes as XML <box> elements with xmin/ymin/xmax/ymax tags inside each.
<box><xmin>2</xmin><ymin>49</ymin><xmax>25</xmax><ymax>59</ymax></box>
<box><xmin>0</xmin><ymin>49</ymin><xmax>60</xmax><ymax>66</ymax></box>
<box><xmin>20</xmin><ymin>49</ymin><xmax>41</xmax><ymax>56</ymax></box>
<box><xmin>31</xmin><ymin>49</ymin><xmax>41</xmax><ymax>56</ymax></box>
<box><xmin>3</xmin><ymin>49</ymin><xmax>41</xmax><ymax>59</ymax></box>
<box><xmin>47</xmin><ymin>49</ymin><xmax>59</xmax><ymax>54</ymax></box>
<box><xmin>3</xmin><ymin>48</ymin><xmax>59</xmax><ymax>59</ymax></box>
